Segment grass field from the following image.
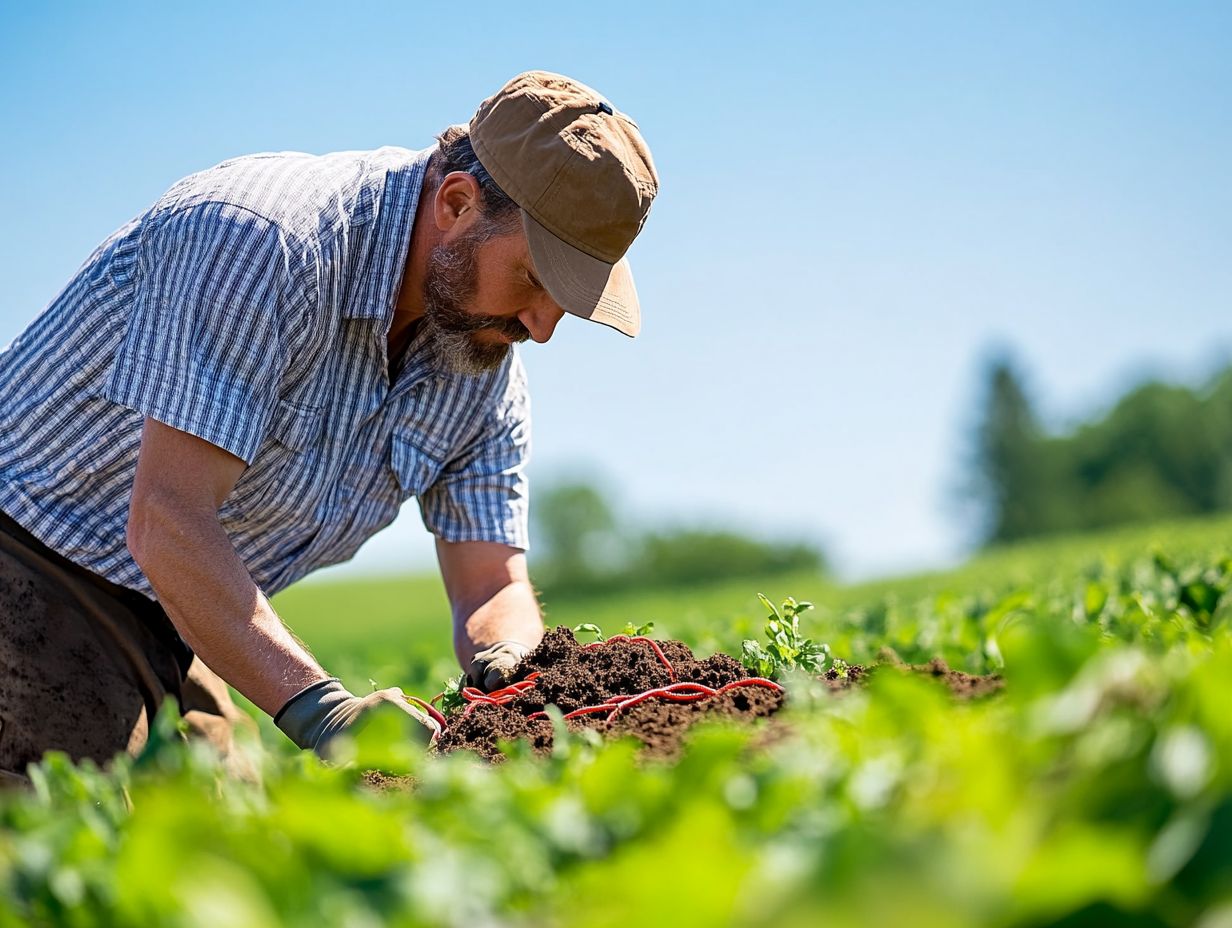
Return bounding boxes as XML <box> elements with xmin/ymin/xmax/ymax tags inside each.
<box><xmin>4</xmin><ymin>512</ymin><xmax>1231</xmax><ymax>926</ymax></box>
<box><xmin>274</xmin><ymin>512</ymin><xmax>1232</xmax><ymax>694</ymax></box>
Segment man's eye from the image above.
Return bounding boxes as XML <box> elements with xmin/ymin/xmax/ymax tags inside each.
<box><xmin>526</xmin><ymin>272</ymin><xmax>543</xmax><ymax>289</ymax></box>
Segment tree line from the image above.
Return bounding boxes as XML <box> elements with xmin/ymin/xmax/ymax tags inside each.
<box><xmin>530</xmin><ymin>478</ymin><xmax>825</xmax><ymax>595</ymax></box>
<box><xmin>970</xmin><ymin>357</ymin><xmax>1232</xmax><ymax>545</ymax></box>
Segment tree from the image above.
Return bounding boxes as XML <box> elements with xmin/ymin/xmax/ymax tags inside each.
<box><xmin>971</xmin><ymin>356</ymin><xmax>1050</xmax><ymax>543</ymax></box>
<box><xmin>967</xmin><ymin>355</ymin><xmax>1232</xmax><ymax>546</ymax></box>
<box><xmin>530</xmin><ymin>478</ymin><xmax>628</xmax><ymax>588</ymax></box>
<box><xmin>530</xmin><ymin>476</ymin><xmax>828</xmax><ymax>594</ymax></box>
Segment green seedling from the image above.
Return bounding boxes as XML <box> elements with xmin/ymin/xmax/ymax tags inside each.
<box><xmin>573</xmin><ymin>620</ymin><xmax>656</xmax><ymax>643</ymax></box>
<box><xmin>435</xmin><ymin>674</ymin><xmax>466</xmax><ymax>714</ymax></box>
<box><xmin>741</xmin><ymin>594</ymin><xmax>830</xmax><ymax>680</ymax></box>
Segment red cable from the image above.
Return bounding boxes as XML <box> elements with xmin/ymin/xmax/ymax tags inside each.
<box><xmin>525</xmin><ymin>677</ymin><xmax>783</xmax><ymax>723</ymax></box>
<box><xmin>403</xmin><ymin>694</ymin><xmax>449</xmax><ymax>731</ymax></box>
<box><xmin>449</xmin><ymin>646</ymin><xmax>783</xmax><ymax>732</ymax></box>
<box><xmin>581</xmin><ymin>635</ymin><xmax>678</xmax><ymax>681</ymax></box>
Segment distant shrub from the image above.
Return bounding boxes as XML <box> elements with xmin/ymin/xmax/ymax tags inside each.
<box><xmin>531</xmin><ymin>475</ymin><xmax>827</xmax><ymax>596</ymax></box>
<box><xmin>632</xmin><ymin>528</ymin><xmax>825</xmax><ymax>588</ymax></box>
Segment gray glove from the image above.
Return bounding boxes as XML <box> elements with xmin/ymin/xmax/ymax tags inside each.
<box><xmin>467</xmin><ymin>640</ymin><xmax>532</xmax><ymax>692</ymax></box>
<box><xmin>274</xmin><ymin>678</ymin><xmax>440</xmax><ymax>758</ymax></box>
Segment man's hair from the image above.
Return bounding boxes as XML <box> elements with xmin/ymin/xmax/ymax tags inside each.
<box><xmin>431</xmin><ymin>125</ymin><xmax>521</xmax><ymax>236</ymax></box>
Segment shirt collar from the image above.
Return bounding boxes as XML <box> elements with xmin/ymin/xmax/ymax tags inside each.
<box><xmin>343</xmin><ymin>144</ymin><xmax>436</xmax><ymax>324</ymax></box>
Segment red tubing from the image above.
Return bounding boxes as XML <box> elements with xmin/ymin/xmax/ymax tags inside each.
<box><xmin>446</xmin><ymin>646</ymin><xmax>785</xmax><ymax>733</ymax></box>
<box><xmin>581</xmin><ymin>635</ymin><xmax>678</xmax><ymax>681</ymax></box>
<box><xmin>550</xmin><ymin>678</ymin><xmax>783</xmax><ymax>724</ymax></box>
<box><xmin>403</xmin><ymin>694</ymin><xmax>449</xmax><ymax>731</ymax></box>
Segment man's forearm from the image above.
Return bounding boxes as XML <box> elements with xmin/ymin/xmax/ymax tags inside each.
<box><xmin>452</xmin><ymin>578</ymin><xmax>545</xmax><ymax>670</ymax></box>
<box><xmin>129</xmin><ymin>503</ymin><xmax>330</xmax><ymax>717</ymax></box>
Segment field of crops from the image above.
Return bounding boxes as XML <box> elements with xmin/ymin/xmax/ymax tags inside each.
<box><xmin>3</xmin><ymin>514</ymin><xmax>1232</xmax><ymax>926</ymax></box>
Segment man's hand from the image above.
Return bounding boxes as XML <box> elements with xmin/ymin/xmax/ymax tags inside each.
<box><xmin>467</xmin><ymin>640</ymin><xmax>533</xmax><ymax>692</ymax></box>
<box><xmin>436</xmin><ymin>538</ymin><xmax>545</xmax><ymax>676</ymax></box>
<box><xmin>275</xmin><ymin>679</ymin><xmax>440</xmax><ymax>758</ymax></box>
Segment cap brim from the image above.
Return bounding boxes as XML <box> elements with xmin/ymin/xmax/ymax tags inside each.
<box><xmin>522</xmin><ymin>210</ymin><xmax>641</xmax><ymax>337</ymax></box>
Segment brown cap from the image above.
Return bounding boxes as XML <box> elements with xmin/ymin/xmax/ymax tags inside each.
<box><xmin>469</xmin><ymin>71</ymin><xmax>659</xmax><ymax>337</ymax></box>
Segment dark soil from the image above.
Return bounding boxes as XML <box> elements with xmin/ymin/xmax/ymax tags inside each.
<box><xmin>360</xmin><ymin>770</ymin><xmax>416</xmax><ymax>792</ymax></box>
<box><xmin>430</xmin><ymin>628</ymin><xmax>1005</xmax><ymax>765</ymax></box>
<box><xmin>820</xmin><ymin>662</ymin><xmax>872</xmax><ymax>691</ymax></box>
<box><xmin>822</xmin><ymin>656</ymin><xmax>1004</xmax><ymax>699</ymax></box>
<box><xmin>908</xmin><ymin>658</ymin><xmax>1004</xmax><ymax>698</ymax></box>
<box><xmin>432</xmin><ymin>626</ymin><xmax>785</xmax><ymax>762</ymax></box>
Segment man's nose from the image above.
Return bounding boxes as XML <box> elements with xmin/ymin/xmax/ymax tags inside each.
<box><xmin>518</xmin><ymin>302</ymin><xmax>566</xmax><ymax>344</ymax></box>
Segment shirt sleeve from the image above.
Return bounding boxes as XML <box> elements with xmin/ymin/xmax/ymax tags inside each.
<box><xmin>417</xmin><ymin>357</ymin><xmax>532</xmax><ymax>550</ymax></box>
<box><xmin>102</xmin><ymin>202</ymin><xmax>289</xmax><ymax>464</ymax></box>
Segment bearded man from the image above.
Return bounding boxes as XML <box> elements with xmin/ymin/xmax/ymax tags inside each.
<box><xmin>0</xmin><ymin>70</ymin><xmax>658</xmax><ymax>778</ymax></box>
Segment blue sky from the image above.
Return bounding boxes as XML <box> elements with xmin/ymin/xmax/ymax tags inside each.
<box><xmin>2</xmin><ymin>1</ymin><xmax>1229</xmax><ymax>580</ymax></box>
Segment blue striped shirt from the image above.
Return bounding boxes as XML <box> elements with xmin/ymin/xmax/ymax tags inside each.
<box><xmin>0</xmin><ymin>145</ymin><xmax>531</xmax><ymax>597</ymax></box>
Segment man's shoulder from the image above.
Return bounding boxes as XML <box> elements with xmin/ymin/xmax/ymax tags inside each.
<box><xmin>148</xmin><ymin>146</ymin><xmax>428</xmax><ymax>244</ymax></box>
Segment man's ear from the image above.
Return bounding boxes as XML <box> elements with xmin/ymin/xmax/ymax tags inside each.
<box><xmin>434</xmin><ymin>172</ymin><xmax>482</xmax><ymax>235</ymax></box>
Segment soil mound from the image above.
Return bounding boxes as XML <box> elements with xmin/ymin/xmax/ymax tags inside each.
<box><xmin>428</xmin><ymin>630</ymin><xmax>1003</xmax><ymax>765</ymax></box>
<box><xmin>432</xmin><ymin>627</ymin><xmax>785</xmax><ymax>762</ymax></box>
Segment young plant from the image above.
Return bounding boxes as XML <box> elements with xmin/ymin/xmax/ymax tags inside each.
<box><xmin>741</xmin><ymin>594</ymin><xmax>830</xmax><ymax>680</ymax></box>
<box><xmin>573</xmin><ymin>620</ymin><xmax>656</xmax><ymax>642</ymax></box>
<box><xmin>434</xmin><ymin>674</ymin><xmax>466</xmax><ymax>714</ymax></box>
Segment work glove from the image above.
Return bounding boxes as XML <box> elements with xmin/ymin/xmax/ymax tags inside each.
<box><xmin>467</xmin><ymin>640</ymin><xmax>532</xmax><ymax>692</ymax></box>
<box><xmin>274</xmin><ymin>678</ymin><xmax>440</xmax><ymax>759</ymax></box>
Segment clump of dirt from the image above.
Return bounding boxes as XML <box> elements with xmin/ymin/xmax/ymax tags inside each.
<box><xmin>360</xmin><ymin>770</ymin><xmax>416</xmax><ymax>792</ymax></box>
<box><xmin>819</xmin><ymin>656</ymin><xmax>1003</xmax><ymax>699</ymax></box>
<box><xmin>820</xmin><ymin>662</ymin><xmax>871</xmax><ymax>692</ymax></box>
<box><xmin>432</xmin><ymin>702</ymin><xmax>554</xmax><ymax>764</ymax></box>
<box><xmin>907</xmin><ymin>657</ymin><xmax>1004</xmax><ymax>699</ymax></box>
<box><xmin>432</xmin><ymin>627</ymin><xmax>785</xmax><ymax>763</ymax></box>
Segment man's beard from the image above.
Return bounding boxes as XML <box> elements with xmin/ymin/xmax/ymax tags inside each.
<box><xmin>421</xmin><ymin>223</ymin><xmax>530</xmax><ymax>375</ymax></box>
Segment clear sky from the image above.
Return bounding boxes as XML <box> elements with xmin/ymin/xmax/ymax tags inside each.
<box><xmin>2</xmin><ymin>1</ymin><xmax>1229</xmax><ymax>580</ymax></box>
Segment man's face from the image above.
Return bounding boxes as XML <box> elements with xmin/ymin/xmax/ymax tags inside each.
<box><xmin>421</xmin><ymin>216</ymin><xmax>564</xmax><ymax>375</ymax></box>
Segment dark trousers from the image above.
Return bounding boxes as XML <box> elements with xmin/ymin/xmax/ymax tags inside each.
<box><xmin>0</xmin><ymin>512</ymin><xmax>253</xmax><ymax>782</ymax></box>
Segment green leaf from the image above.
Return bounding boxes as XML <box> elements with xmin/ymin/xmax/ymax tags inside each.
<box><xmin>756</xmin><ymin>593</ymin><xmax>781</xmax><ymax>619</ymax></box>
<box><xmin>621</xmin><ymin>621</ymin><xmax>655</xmax><ymax>637</ymax></box>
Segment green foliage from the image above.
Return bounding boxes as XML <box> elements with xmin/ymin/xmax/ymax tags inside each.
<box><xmin>970</xmin><ymin>356</ymin><xmax>1232</xmax><ymax>545</ymax></box>
<box><xmin>41</xmin><ymin>515</ymin><xmax>1224</xmax><ymax>926</ymax></box>
<box><xmin>740</xmin><ymin>594</ymin><xmax>830</xmax><ymax>679</ymax></box>
<box><xmin>434</xmin><ymin>674</ymin><xmax>465</xmax><ymax>714</ymax></box>
<box><xmin>571</xmin><ymin>620</ymin><xmax>654</xmax><ymax>643</ymax></box>
<box><xmin>631</xmin><ymin>529</ymin><xmax>824</xmax><ymax>590</ymax></box>
<box><xmin>532</xmin><ymin>479</ymin><xmax>627</xmax><ymax>589</ymax></box>
<box><xmin>531</xmin><ymin>476</ymin><xmax>826</xmax><ymax>595</ymax></box>
<box><xmin>269</xmin><ymin>512</ymin><xmax>1232</xmax><ymax>686</ymax></box>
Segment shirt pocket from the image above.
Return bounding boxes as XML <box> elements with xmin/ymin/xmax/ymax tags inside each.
<box><xmin>268</xmin><ymin>396</ymin><xmax>324</xmax><ymax>454</ymax></box>
<box><xmin>224</xmin><ymin>398</ymin><xmax>324</xmax><ymax>520</ymax></box>
<box><xmin>390</xmin><ymin>427</ymin><xmax>444</xmax><ymax>501</ymax></box>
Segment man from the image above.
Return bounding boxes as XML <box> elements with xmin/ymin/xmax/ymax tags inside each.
<box><xmin>0</xmin><ymin>70</ymin><xmax>659</xmax><ymax>776</ymax></box>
